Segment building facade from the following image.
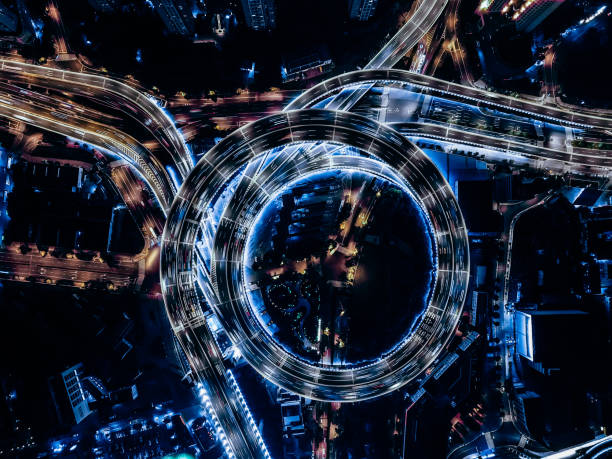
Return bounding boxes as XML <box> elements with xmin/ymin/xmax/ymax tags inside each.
<box><xmin>61</xmin><ymin>364</ymin><xmax>92</xmax><ymax>424</ymax></box>
<box><xmin>348</xmin><ymin>0</ymin><xmax>378</xmax><ymax>21</ymax></box>
<box><xmin>240</xmin><ymin>0</ymin><xmax>276</xmax><ymax>30</ymax></box>
<box><xmin>153</xmin><ymin>0</ymin><xmax>195</xmax><ymax>36</ymax></box>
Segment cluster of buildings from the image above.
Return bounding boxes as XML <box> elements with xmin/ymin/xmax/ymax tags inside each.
<box><xmin>504</xmin><ymin>193</ymin><xmax>612</xmax><ymax>446</ymax></box>
<box><xmin>46</xmin><ymin>362</ymin><xmax>203</xmax><ymax>458</ymax></box>
<box><xmin>0</xmin><ymin>286</ymin><xmax>213</xmax><ymax>457</ymax></box>
<box><xmin>0</xmin><ymin>154</ymin><xmax>145</xmax><ymax>290</ymax></box>
<box><xmin>85</xmin><ymin>0</ymin><xmax>379</xmax><ymax>37</ymax></box>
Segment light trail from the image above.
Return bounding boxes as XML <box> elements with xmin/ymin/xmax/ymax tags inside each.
<box><xmin>1</xmin><ymin>0</ymin><xmax>610</xmax><ymax>454</ymax></box>
<box><xmin>160</xmin><ymin>109</ymin><xmax>469</xmax><ymax>401</ymax></box>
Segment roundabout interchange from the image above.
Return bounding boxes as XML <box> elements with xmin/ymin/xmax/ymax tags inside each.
<box><xmin>161</xmin><ymin>108</ymin><xmax>469</xmax><ymax>402</ymax></box>
<box><xmin>1</xmin><ymin>1</ymin><xmax>612</xmax><ymax>456</ymax></box>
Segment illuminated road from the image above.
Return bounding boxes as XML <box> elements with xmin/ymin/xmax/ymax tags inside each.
<box><xmin>0</xmin><ymin>248</ymin><xmax>140</xmax><ymax>288</ymax></box>
<box><xmin>1</xmin><ymin>65</ymin><xmax>611</xmax><ymax>457</ymax></box>
<box><xmin>286</xmin><ymin>69</ymin><xmax>612</xmax><ymax>178</ymax></box>
<box><xmin>161</xmin><ymin>109</ymin><xmax>469</xmax><ymax>401</ymax></box>
<box><xmin>324</xmin><ymin>0</ymin><xmax>449</xmax><ymax>110</ymax></box>
<box><xmin>0</xmin><ymin>58</ymin><xmax>269</xmax><ymax>459</ymax></box>
<box><xmin>0</xmin><ymin>86</ymin><xmax>177</xmax><ymax>211</ymax></box>
<box><xmin>0</xmin><ymin>59</ymin><xmax>193</xmax><ymax>179</ymax></box>
<box><xmin>366</xmin><ymin>0</ymin><xmax>449</xmax><ymax>69</ymax></box>
<box><xmin>287</xmin><ymin>69</ymin><xmax>612</xmax><ymax>131</ymax></box>
<box><xmin>1</xmin><ymin>0</ymin><xmax>460</xmax><ymax>451</ymax></box>
<box><xmin>2</xmin><ymin>68</ymin><xmax>611</xmax><ymax>456</ymax></box>
<box><xmin>0</xmin><ymin>6</ymin><xmax>611</xmax><ymax>453</ymax></box>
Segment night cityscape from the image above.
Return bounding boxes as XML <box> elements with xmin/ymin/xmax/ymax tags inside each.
<box><xmin>0</xmin><ymin>0</ymin><xmax>611</xmax><ymax>458</ymax></box>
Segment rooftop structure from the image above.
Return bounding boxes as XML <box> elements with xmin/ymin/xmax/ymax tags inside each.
<box><xmin>60</xmin><ymin>364</ymin><xmax>92</xmax><ymax>424</ymax></box>
<box><xmin>476</xmin><ymin>0</ymin><xmax>565</xmax><ymax>32</ymax></box>
<box><xmin>515</xmin><ymin>309</ymin><xmax>590</xmax><ymax>374</ymax></box>
<box><xmin>508</xmin><ymin>0</ymin><xmax>566</xmax><ymax>32</ymax></box>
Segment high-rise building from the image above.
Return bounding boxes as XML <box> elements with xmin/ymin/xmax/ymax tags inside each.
<box><xmin>153</xmin><ymin>0</ymin><xmax>195</xmax><ymax>36</ymax></box>
<box><xmin>515</xmin><ymin>309</ymin><xmax>590</xmax><ymax>374</ymax></box>
<box><xmin>0</xmin><ymin>2</ymin><xmax>18</xmax><ymax>33</ymax></box>
<box><xmin>60</xmin><ymin>364</ymin><xmax>92</xmax><ymax>424</ymax></box>
<box><xmin>240</xmin><ymin>0</ymin><xmax>276</xmax><ymax>30</ymax></box>
<box><xmin>87</xmin><ymin>0</ymin><xmax>118</xmax><ymax>13</ymax></box>
<box><xmin>348</xmin><ymin>0</ymin><xmax>378</xmax><ymax>21</ymax></box>
<box><xmin>512</xmin><ymin>0</ymin><xmax>565</xmax><ymax>32</ymax></box>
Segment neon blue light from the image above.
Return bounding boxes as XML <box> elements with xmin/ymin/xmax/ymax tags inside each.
<box><xmin>226</xmin><ymin>371</ymin><xmax>272</xmax><ymax>459</ymax></box>
<box><xmin>196</xmin><ymin>383</ymin><xmax>236</xmax><ymax>459</ymax></box>
<box><xmin>593</xmin><ymin>447</ymin><xmax>612</xmax><ymax>459</ymax></box>
<box><xmin>166</xmin><ymin>165</ymin><xmax>182</xmax><ymax>190</ymax></box>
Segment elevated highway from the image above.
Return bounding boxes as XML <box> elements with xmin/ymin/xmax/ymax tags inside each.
<box><xmin>1</xmin><ymin>0</ymin><xmax>611</xmax><ymax>453</ymax></box>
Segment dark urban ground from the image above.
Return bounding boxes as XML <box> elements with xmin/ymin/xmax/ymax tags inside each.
<box><xmin>245</xmin><ymin>170</ymin><xmax>435</xmax><ymax>365</ymax></box>
<box><xmin>42</xmin><ymin>0</ymin><xmax>415</xmax><ymax>96</ymax></box>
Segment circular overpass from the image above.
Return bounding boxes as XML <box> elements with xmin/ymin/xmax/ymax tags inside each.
<box><xmin>161</xmin><ymin>108</ymin><xmax>469</xmax><ymax>401</ymax></box>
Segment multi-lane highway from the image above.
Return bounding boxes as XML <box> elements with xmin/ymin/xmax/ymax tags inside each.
<box><xmin>286</xmin><ymin>69</ymin><xmax>612</xmax><ymax>178</ymax></box>
<box><xmin>0</xmin><ymin>247</ymin><xmax>140</xmax><ymax>288</ymax></box>
<box><xmin>2</xmin><ymin>62</ymin><xmax>610</xmax><ymax>457</ymax></box>
<box><xmin>0</xmin><ymin>59</ymin><xmax>193</xmax><ymax>179</ymax></box>
<box><xmin>366</xmin><ymin>0</ymin><xmax>449</xmax><ymax>69</ymax></box>
<box><xmin>0</xmin><ymin>81</ymin><xmax>177</xmax><ymax>211</ymax></box>
<box><xmin>312</xmin><ymin>0</ymin><xmax>450</xmax><ymax>111</ymax></box>
<box><xmin>1</xmin><ymin>0</ymin><xmax>611</xmax><ymax>455</ymax></box>
<box><xmin>287</xmin><ymin>68</ymin><xmax>612</xmax><ymax>131</ymax></box>
<box><xmin>0</xmin><ymin>56</ymin><xmax>275</xmax><ymax>459</ymax></box>
<box><xmin>161</xmin><ymin>109</ymin><xmax>469</xmax><ymax>402</ymax></box>
<box><xmin>0</xmin><ymin>2</ymin><xmax>461</xmax><ymax>455</ymax></box>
